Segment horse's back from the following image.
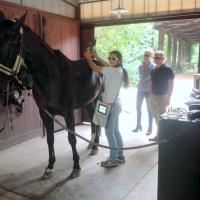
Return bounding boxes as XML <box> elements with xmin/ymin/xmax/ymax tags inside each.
<box><xmin>53</xmin><ymin>50</ymin><xmax>102</xmax><ymax>109</ymax></box>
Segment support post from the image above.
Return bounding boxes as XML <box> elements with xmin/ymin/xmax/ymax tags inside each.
<box><xmin>158</xmin><ymin>30</ymin><xmax>164</xmax><ymax>51</ymax></box>
<box><xmin>198</xmin><ymin>44</ymin><xmax>200</xmax><ymax>73</ymax></box>
<box><xmin>178</xmin><ymin>40</ymin><xmax>182</xmax><ymax>69</ymax></box>
<box><xmin>167</xmin><ymin>34</ymin><xmax>172</xmax><ymax>65</ymax></box>
<box><xmin>172</xmin><ymin>37</ymin><xmax>177</xmax><ymax>66</ymax></box>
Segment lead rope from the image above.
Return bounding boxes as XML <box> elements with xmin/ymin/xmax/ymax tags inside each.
<box><xmin>36</xmin><ymin>101</ymin><xmax>197</xmax><ymax>150</ymax></box>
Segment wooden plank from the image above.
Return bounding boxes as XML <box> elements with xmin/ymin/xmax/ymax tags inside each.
<box><xmin>3</xmin><ymin>0</ymin><xmax>76</xmax><ymax>18</ymax></box>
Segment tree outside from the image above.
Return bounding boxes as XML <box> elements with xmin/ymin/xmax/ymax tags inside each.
<box><xmin>95</xmin><ymin>23</ymin><xmax>158</xmax><ymax>86</ymax></box>
<box><xmin>95</xmin><ymin>23</ymin><xmax>199</xmax><ymax>86</ymax></box>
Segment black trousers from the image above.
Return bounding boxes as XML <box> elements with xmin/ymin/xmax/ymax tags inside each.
<box><xmin>135</xmin><ymin>90</ymin><xmax>153</xmax><ymax>130</ymax></box>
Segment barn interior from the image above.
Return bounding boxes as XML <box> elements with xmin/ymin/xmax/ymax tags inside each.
<box><xmin>0</xmin><ymin>0</ymin><xmax>200</xmax><ymax>200</ymax></box>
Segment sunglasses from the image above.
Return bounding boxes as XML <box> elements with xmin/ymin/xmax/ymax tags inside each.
<box><xmin>108</xmin><ymin>57</ymin><xmax>119</xmax><ymax>61</ymax></box>
<box><xmin>154</xmin><ymin>57</ymin><xmax>162</xmax><ymax>60</ymax></box>
<box><xmin>144</xmin><ymin>54</ymin><xmax>150</xmax><ymax>57</ymax></box>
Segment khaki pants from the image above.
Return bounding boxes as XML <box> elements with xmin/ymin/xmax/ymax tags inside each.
<box><xmin>148</xmin><ymin>94</ymin><xmax>166</xmax><ymax>136</ymax></box>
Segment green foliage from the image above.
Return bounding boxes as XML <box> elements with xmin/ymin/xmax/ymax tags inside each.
<box><xmin>190</xmin><ymin>44</ymin><xmax>199</xmax><ymax>64</ymax></box>
<box><xmin>95</xmin><ymin>23</ymin><xmax>158</xmax><ymax>86</ymax></box>
<box><xmin>177</xmin><ymin>44</ymin><xmax>199</xmax><ymax>73</ymax></box>
<box><xmin>171</xmin><ymin>44</ymin><xmax>199</xmax><ymax>74</ymax></box>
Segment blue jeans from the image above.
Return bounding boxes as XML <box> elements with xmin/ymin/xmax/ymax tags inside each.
<box><xmin>105</xmin><ymin>102</ymin><xmax>123</xmax><ymax>160</ymax></box>
<box><xmin>136</xmin><ymin>90</ymin><xmax>153</xmax><ymax>130</ymax></box>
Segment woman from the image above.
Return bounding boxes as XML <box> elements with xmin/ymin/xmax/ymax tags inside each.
<box><xmin>132</xmin><ymin>50</ymin><xmax>155</xmax><ymax>135</ymax></box>
<box><xmin>84</xmin><ymin>49</ymin><xmax>129</xmax><ymax>168</ymax></box>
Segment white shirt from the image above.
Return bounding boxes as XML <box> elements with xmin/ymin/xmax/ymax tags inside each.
<box><xmin>101</xmin><ymin>66</ymin><xmax>123</xmax><ymax>103</ymax></box>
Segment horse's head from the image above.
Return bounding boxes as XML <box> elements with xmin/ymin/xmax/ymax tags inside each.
<box><xmin>0</xmin><ymin>11</ymin><xmax>33</xmax><ymax>109</ymax></box>
<box><xmin>0</xmin><ymin>11</ymin><xmax>33</xmax><ymax>89</ymax></box>
<box><xmin>0</xmin><ymin>12</ymin><xmax>26</xmax><ymax>71</ymax></box>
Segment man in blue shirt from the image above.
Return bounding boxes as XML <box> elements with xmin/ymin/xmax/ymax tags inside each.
<box><xmin>149</xmin><ymin>50</ymin><xmax>174</xmax><ymax>141</ymax></box>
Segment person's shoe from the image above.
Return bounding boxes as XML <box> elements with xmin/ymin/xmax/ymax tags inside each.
<box><xmin>101</xmin><ymin>159</ymin><xmax>120</xmax><ymax>168</ymax></box>
<box><xmin>132</xmin><ymin>126</ymin><xmax>142</xmax><ymax>132</ymax></box>
<box><xmin>146</xmin><ymin>129</ymin><xmax>152</xmax><ymax>136</ymax></box>
<box><xmin>117</xmin><ymin>156</ymin><xmax>126</xmax><ymax>164</ymax></box>
<box><xmin>149</xmin><ymin>136</ymin><xmax>159</xmax><ymax>141</ymax></box>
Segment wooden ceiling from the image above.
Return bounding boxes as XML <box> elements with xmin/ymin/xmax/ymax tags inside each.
<box><xmin>154</xmin><ymin>18</ymin><xmax>200</xmax><ymax>44</ymax></box>
<box><xmin>78</xmin><ymin>0</ymin><xmax>108</xmax><ymax>3</ymax></box>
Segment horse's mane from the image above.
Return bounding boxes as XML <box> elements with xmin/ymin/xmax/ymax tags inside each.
<box><xmin>23</xmin><ymin>25</ymin><xmax>59</xmax><ymax>57</ymax></box>
<box><xmin>21</xmin><ymin>24</ymin><xmax>95</xmax><ymax>85</ymax></box>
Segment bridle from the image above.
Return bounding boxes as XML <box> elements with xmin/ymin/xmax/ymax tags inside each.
<box><xmin>0</xmin><ymin>26</ymin><xmax>26</xmax><ymax>119</ymax></box>
<box><xmin>0</xmin><ymin>26</ymin><xmax>25</xmax><ymax>83</ymax></box>
<box><xmin>0</xmin><ymin>20</ymin><xmax>32</xmax><ymax>133</ymax></box>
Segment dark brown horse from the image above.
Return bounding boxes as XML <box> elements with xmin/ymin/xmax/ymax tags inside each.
<box><xmin>0</xmin><ymin>12</ymin><xmax>103</xmax><ymax>178</ymax></box>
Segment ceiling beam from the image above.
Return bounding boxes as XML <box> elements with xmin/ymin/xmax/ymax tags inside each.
<box><xmin>61</xmin><ymin>0</ymin><xmax>78</xmax><ymax>6</ymax></box>
<box><xmin>78</xmin><ymin>0</ymin><xmax>109</xmax><ymax>4</ymax></box>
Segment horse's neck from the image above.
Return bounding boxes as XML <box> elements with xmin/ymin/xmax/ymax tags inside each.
<box><xmin>23</xmin><ymin>28</ymin><xmax>54</xmax><ymax>72</ymax></box>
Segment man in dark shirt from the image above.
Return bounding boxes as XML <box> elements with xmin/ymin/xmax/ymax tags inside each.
<box><xmin>149</xmin><ymin>50</ymin><xmax>174</xmax><ymax>141</ymax></box>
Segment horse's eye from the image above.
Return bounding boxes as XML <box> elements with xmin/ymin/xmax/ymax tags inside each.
<box><xmin>6</xmin><ymin>29</ymin><xmax>15</xmax><ymax>38</ymax></box>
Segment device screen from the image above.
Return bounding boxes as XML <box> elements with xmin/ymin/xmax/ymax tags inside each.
<box><xmin>98</xmin><ymin>104</ymin><xmax>107</xmax><ymax>115</ymax></box>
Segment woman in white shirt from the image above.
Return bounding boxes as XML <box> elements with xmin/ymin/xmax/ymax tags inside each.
<box><xmin>84</xmin><ymin>49</ymin><xmax>129</xmax><ymax>168</ymax></box>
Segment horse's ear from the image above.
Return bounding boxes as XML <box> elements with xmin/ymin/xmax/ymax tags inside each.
<box><xmin>13</xmin><ymin>11</ymin><xmax>27</xmax><ymax>29</ymax></box>
<box><xmin>0</xmin><ymin>10</ymin><xmax>5</xmax><ymax>21</ymax></box>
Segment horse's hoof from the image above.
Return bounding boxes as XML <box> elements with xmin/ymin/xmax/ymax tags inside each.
<box><xmin>41</xmin><ymin>168</ymin><xmax>54</xmax><ymax>180</ymax></box>
<box><xmin>87</xmin><ymin>143</ymin><xmax>94</xmax><ymax>149</ymax></box>
<box><xmin>69</xmin><ymin>168</ymin><xmax>81</xmax><ymax>178</ymax></box>
<box><xmin>90</xmin><ymin>147</ymin><xmax>99</xmax><ymax>156</ymax></box>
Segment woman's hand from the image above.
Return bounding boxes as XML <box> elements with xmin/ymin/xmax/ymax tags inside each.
<box><xmin>92</xmin><ymin>47</ymin><xmax>98</xmax><ymax>58</ymax></box>
<box><xmin>84</xmin><ymin>49</ymin><xmax>102</xmax><ymax>73</ymax></box>
<box><xmin>84</xmin><ymin>49</ymin><xmax>92</xmax><ymax>60</ymax></box>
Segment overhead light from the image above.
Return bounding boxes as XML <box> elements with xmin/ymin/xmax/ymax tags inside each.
<box><xmin>110</xmin><ymin>0</ymin><xmax>128</xmax><ymax>19</ymax></box>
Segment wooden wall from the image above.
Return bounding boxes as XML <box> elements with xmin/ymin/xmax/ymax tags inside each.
<box><xmin>3</xmin><ymin>0</ymin><xmax>76</xmax><ymax>18</ymax></box>
<box><xmin>80</xmin><ymin>0</ymin><xmax>200</xmax><ymax>24</ymax></box>
<box><xmin>80</xmin><ymin>24</ymin><xmax>94</xmax><ymax>57</ymax></box>
<box><xmin>0</xmin><ymin>1</ymin><xmax>81</xmax><ymax>149</ymax></box>
<box><xmin>42</xmin><ymin>12</ymin><xmax>80</xmax><ymax>60</ymax></box>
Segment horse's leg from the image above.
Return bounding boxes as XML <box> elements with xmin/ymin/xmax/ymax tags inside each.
<box><xmin>85</xmin><ymin>103</ymin><xmax>100</xmax><ymax>155</ymax></box>
<box><xmin>39</xmin><ymin>109</ymin><xmax>55</xmax><ymax>179</ymax></box>
<box><xmin>64</xmin><ymin>109</ymin><xmax>81</xmax><ymax>178</ymax></box>
<box><xmin>84</xmin><ymin>104</ymin><xmax>96</xmax><ymax>149</ymax></box>
<box><xmin>90</xmin><ymin>124</ymin><xmax>101</xmax><ymax>155</ymax></box>
<box><xmin>87</xmin><ymin>121</ymin><xmax>96</xmax><ymax>149</ymax></box>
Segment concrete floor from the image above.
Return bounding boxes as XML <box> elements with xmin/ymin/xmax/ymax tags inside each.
<box><xmin>0</xmin><ymin>73</ymin><xmax>193</xmax><ymax>200</ymax></box>
<box><xmin>0</xmin><ymin>124</ymin><xmax>158</xmax><ymax>200</ymax></box>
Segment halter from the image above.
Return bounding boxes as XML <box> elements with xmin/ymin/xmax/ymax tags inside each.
<box><xmin>0</xmin><ymin>27</ymin><xmax>24</xmax><ymax>79</ymax></box>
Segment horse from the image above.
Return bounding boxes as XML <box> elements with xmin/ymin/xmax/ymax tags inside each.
<box><xmin>0</xmin><ymin>11</ymin><xmax>103</xmax><ymax>179</ymax></box>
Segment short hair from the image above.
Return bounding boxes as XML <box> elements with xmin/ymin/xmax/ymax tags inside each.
<box><xmin>145</xmin><ymin>49</ymin><xmax>154</xmax><ymax>56</ymax></box>
<box><xmin>154</xmin><ymin>50</ymin><xmax>164</xmax><ymax>58</ymax></box>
